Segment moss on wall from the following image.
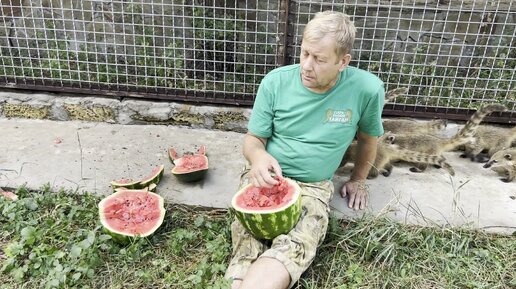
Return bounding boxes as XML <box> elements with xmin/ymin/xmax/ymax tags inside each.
<box><xmin>2</xmin><ymin>103</ymin><xmax>49</xmax><ymax>119</ymax></box>
<box><xmin>64</xmin><ymin>104</ymin><xmax>114</xmax><ymax>122</ymax></box>
<box><xmin>132</xmin><ymin>111</ymin><xmax>205</xmax><ymax>126</ymax></box>
<box><xmin>212</xmin><ymin>111</ymin><xmax>247</xmax><ymax>129</ymax></box>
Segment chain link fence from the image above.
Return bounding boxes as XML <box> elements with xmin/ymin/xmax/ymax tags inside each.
<box><xmin>0</xmin><ymin>0</ymin><xmax>514</xmax><ymax>122</ymax></box>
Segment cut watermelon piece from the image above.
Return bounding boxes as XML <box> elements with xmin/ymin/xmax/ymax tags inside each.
<box><xmin>110</xmin><ymin>178</ymin><xmax>141</xmax><ymax>190</ymax></box>
<box><xmin>0</xmin><ymin>189</ymin><xmax>18</xmax><ymax>201</ymax></box>
<box><xmin>111</xmin><ymin>165</ymin><xmax>165</xmax><ymax>191</ymax></box>
<box><xmin>139</xmin><ymin>165</ymin><xmax>165</xmax><ymax>188</ymax></box>
<box><xmin>231</xmin><ymin>177</ymin><xmax>302</xmax><ymax>240</ymax></box>
<box><xmin>168</xmin><ymin>145</ymin><xmax>209</xmax><ymax>182</ymax></box>
<box><xmin>113</xmin><ymin>183</ymin><xmax>157</xmax><ymax>193</ymax></box>
<box><xmin>98</xmin><ymin>190</ymin><xmax>165</xmax><ymax>244</ymax></box>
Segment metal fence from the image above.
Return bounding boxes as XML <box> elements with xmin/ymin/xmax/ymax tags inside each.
<box><xmin>0</xmin><ymin>0</ymin><xmax>514</xmax><ymax>123</ymax></box>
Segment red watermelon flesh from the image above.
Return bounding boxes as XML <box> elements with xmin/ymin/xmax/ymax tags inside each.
<box><xmin>174</xmin><ymin>155</ymin><xmax>208</xmax><ymax>173</ymax></box>
<box><xmin>236</xmin><ymin>178</ymin><xmax>295</xmax><ymax>211</ymax></box>
<box><xmin>100</xmin><ymin>190</ymin><xmax>164</xmax><ymax>236</ymax></box>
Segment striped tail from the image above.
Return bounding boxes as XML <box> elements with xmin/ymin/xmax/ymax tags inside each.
<box><xmin>457</xmin><ymin>104</ymin><xmax>507</xmax><ymax>137</ymax></box>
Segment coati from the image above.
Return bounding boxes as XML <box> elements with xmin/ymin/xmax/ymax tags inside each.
<box><xmin>483</xmin><ymin>147</ymin><xmax>516</xmax><ymax>182</ymax></box>
<box><xmin>461</xmin><ymin>125</ymin><xmax>516</xmax><ymax>162</ymax></box>
<box><xmin>340</xmin><ymin>136</ymin><xmax>455</xmax><ymax>179</ymax></box>
<box><xmin>383</xmin><ymin>87</ymin><xmax>448</xmax><ymax>134</ymax></box>
<box><xmin>382</xmin><ymin>104</ymin><xmax>507</xmax><ymax>173</ymax></box>
<box><xmin>383</xmin><ymin>118</ymin><xmax>447</xmax><ymax>134</ymax></box>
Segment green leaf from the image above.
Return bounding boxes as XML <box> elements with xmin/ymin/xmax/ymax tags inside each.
<box><xmin>194</xmin><ymin>216</ymin><xmax>204</xmax><ymax>228</ymax></box>
<box><xmin>23</xmin><ymin>198</ymin><xmax>39</xmax><ymax>210</ymax></box>
<box><xmin>20</xmin><ymin>226</ymin><xmax>36</xmax><ymax>245</ymax></box>
<box><xmin>70</xmin><ymin>245</ymin><xmax>82</xmax><ymax>258</ymax></box>
<box><xmin>46</xmin><ymin>278</ymin><xmax>60</xmax><ymax>288</ymax></box>
<box><xmin>87</xmin><ymin>231</ymin><xmax>95</xmax><ymax>244</ymax></box>
<box><xmin>4</xmin><ymin>242</ymin><xmax>24</xmax><ymax>257</ymax></box>
<box><xmin>98</xmin><ymin>234</ymin><xmax>112</xmax><ymax>241</ymax></box>
<box><xmin>54</xmin><ymin>250</ymin><xmax>65</xmax><ymax>259</ymax></box>
<box><xmin>1</xmin><ymin>257</ymin><xmax>15</xmax><ymax>273</ymax></box>
<box><xmin>11</xmin><ymin>267</ymin><xmax>25</xmax><ymax>281</ymax></box>
<box><xmin>79</xmin><ymin>232</ymin><xmax>96</xmax><ymax>250</ymax></box>
<box><xmin>72</xmin><ymin>272</ymin><xmax>82</xmax><ymax>281</ymax></box>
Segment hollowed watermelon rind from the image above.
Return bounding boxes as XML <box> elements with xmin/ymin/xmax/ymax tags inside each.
<box><xmin>231</xmin><ymin>179</ymin><xmax>302</xmax><ymax>240</ymax></box>
<box><xmin>113</xmin><ymin>183</ymin><xmax>158</xmax><ymax>193</ymax></box>
<box><xmin>139</xmin><ymin>165</ymin><xmax>165</xmax><ymax>188</ymax></box>
<box><xmin>110</xmin><ymin>179</ymin><xmax>141</xmax><ymax>190</ymax></box>
<box><xmin>111</xmin><ymin>165</ymin><xmax>165</xmax><ymax>191</ymax></box>
<box><xmin>169</xmin><ymin>146</ymin><xmax>209</xmax><ymax>182</ymax></box>
<box><xmin>171</xmin><ymin>155</ymin><xmax>209</xmax><ymax>182</ymax></box>
<box><xmin>98</xmin><ymin>190</ymin><xmax>166</xmax><ymax>244</ymax></box>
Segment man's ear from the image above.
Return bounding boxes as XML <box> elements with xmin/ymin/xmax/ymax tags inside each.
<box><xmin>338</xmin><ymin>54</ymin><xmax>351</xmax><ymax>71</ymax></box>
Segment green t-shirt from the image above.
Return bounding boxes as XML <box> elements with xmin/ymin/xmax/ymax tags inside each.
<box><xmin>248</xmin><ymin>64</ymin><xmax>385</xmax><ymax>182</ymax></box>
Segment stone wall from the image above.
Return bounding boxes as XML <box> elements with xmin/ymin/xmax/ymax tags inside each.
<box><xmin>0</xmin><ymin>90</ymin><xmax>251</xmax><ymax>132</ymax></box>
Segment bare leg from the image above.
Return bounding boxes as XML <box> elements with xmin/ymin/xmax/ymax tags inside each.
<box><xmin>239</xmin><ymin>257</ymin><xmax>290</xmax><ymax>289</ymax></box>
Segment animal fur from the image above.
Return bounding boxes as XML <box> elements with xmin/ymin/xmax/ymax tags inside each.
<box><xmin>483</xmin><ymin>147</ymin><xmax>516</xmax><ymax>182</ymax></box>
<box><xmin>385</xmin><ymin>87</ymin><xmax>409</xmax><ymax>103</ymax></box>
<box><xmin>341</xmin><ymin>137</ymin><xmax>455</xmax><ymax>179</ymax></box>
<box><xmin>383</xmin><ymin>118</ymin><xmax>447</xmax><ymax>134</ymax></box>
<box><xmin>382</xmin><ymin>104</ymin><xmax>507</xmax><ymax>173</ymax></box>
<box><xmin>383</xmin><ymin>87</ymin><xmax>447</xmax><ymax>134</ymax></box>
<box><xmin>461</xmin><ymin>125</ymin><xmax>516</xmax><ymax>162</ymax></box>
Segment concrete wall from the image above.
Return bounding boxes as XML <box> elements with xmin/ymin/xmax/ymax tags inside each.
<box><xmin>0</xmin><ymin>90</ymin><xmax>251</xmax><ymax>132</ymax></box>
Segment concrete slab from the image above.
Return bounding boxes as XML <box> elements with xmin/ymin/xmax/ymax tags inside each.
<box><xmin>1</xmin><ymin>118</ymin><xmax>515</xmax><ymax>234</ymax></box>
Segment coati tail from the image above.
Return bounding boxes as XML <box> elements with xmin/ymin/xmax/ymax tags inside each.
<box><xmin>385</xmin><ymin>87</ymin><xmax>409</xmax><ymax>103</ymax></box>
<box><xmin>457</xmin><ymin>104</ymin><xmax>507</xmax><ymax>137</ymax></box>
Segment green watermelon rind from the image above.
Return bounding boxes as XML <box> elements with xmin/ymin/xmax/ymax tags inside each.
<box><xmin>139</xmin><ymin>164</ymin><xmax>165</xmax><ymax>188</ymax></box>
<box><xmin>171</xmin><ymin>155</ymin><xmax>209</xmax><ymax>182</ymax></box>
<box><xmin>113</xmin><ymin>183</ymin><xmax>158</xmax><ymax>193</ymax></box>
<box><xmin>98</xmin><ymin>190</ymin><xmax>166</xmax><ymax>244</ymax></box>
<box><xmin>231</xmin><ymin>179</ymin><xmax>302</xmax><ymax>240</ymax></box>
<box><xmin>110</xmin><ymin>179</ymin><xmax>141</xmax><ymax>190</ymax></box>
<box><xmin>110</xmin><ymin>165</ymin><xmax>165</xmax><ymax>191</ymax></box>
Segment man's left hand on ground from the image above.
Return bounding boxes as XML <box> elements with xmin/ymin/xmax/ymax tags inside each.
<box><xmin>340</xmin><ymin>180</ymin><xmax>369</xmax><ymax>210</ymax></box>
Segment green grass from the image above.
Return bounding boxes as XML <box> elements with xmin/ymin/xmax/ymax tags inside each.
<box><xmin>1</xmin><ymin>185</ymin><xmax>515</xmax><ymax>289</ymax></box>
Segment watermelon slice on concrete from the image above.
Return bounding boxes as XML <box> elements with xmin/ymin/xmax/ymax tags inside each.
<box><xmin>139</xmin><ymin>164</ymin><xmax>165</xmax><ymax>188</ymax></box>
<box><xmin>98</xmin><ymin>189</ymin><xmax>166</xmax><ymax>244</ymax></box>
<box><xmin>110</xmin><ymin>164</ymin><xmax>165</xmax><ymax>191</ymax></box>
<box><xmin>231</xmin><ymin>177</ymin><xmax>302</xmax><ymax>240</ymax></box>
<box><xmin>0</xmin><ymin>188</ymin><xmax>18</xmax><ymax>201</ymax></box>
<box><xmin>168</xmin><ymin>145</ymin><xmax>208</xmax><ymax>182</ymax></box>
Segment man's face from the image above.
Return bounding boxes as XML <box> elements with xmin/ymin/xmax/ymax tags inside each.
<box><xmin>300</xmin><ymin>35</ymin><xmax>350</xmax><ymax>93</ymax></box>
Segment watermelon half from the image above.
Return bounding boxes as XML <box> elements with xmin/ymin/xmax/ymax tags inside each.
<box><xmin>231</xmin><ymin>177</ymin><xmax>302</xmax><ymax>240</ymax></box>
<box><xmin>110</xmin><ymin>164</ymin><xmax>165</xmax><ymax>191</ymax></box>
<box><xmin>169</xmin><ymin>145</ymin><xmax>209</xmax><ymax>182</ymax></box>
<box><xmin>98</xmin><ymin>190</ymin><xmax>166</xmax><ymax>244</ymax></box>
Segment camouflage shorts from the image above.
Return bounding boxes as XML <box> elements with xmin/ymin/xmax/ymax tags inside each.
<box><xmin>225</xmin><ymin>166</ymin><xmax>334</xmax><ymax>288</ymax></box>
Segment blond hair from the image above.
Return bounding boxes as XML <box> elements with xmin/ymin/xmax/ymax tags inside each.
<box><xmin>303</xmin><ymin>11</ymin><xmax>356</xmax><ymax>57</ymax></box>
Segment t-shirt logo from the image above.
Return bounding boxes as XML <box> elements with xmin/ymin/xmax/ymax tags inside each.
<box><xmin>325</xmin><ymin>109</ymin><xmax>352</xmax><ymax>124</ymax></box>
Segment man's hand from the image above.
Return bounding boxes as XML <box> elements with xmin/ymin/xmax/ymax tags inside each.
<box><xmin>248</xmin><ymin>150</ymin><xmax>283</xmax><ymax>188</ymax></box>
<box><xmin>340</xmin><ymin>179</ymin><xmax>368</xmax><ymax>210</ymax></box>
<box><xmin>341</xmin><ymin>131</ymin><xmax>377</xmax><ymax>210</ymax></box>
<box><xmin>243</xmin><ymin>133</ymin><xmax>283</xmax><ymax>188</ymax></box>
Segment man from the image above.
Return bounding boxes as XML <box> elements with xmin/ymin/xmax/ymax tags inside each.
<box><xmin>225</xmin><ymin>10</ymin><xmax>384</xmax><ymax>289</ymax></box>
